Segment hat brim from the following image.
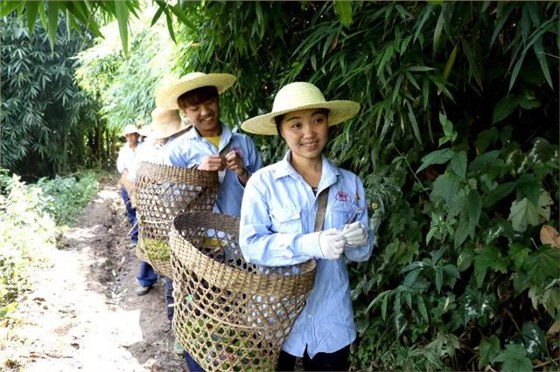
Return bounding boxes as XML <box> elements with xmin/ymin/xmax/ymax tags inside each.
<box><xmin>138</xmin><ymin>128</ymin><xmax>151</xmax><ymax>137</ymax></box>
<box><xmin>156</xmin><ymin>73</ymin><xmax>236</xmax><ymax>110</ymax></box>
<box><xmin>149</xmin><ymin>125</ymin><xmax>189</xmax><ymax>139</ymax></box>
<box><xmin>241</xmin><ymin>101</ymin><xmax>360</xmax><ymax>136</ymax></box>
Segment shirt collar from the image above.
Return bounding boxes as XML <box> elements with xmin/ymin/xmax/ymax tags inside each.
<box><xmin>275</xmin><ymin>151</ymin><xmax>340</xmax><ymax>189</ymax></box>
<box><xmin>184</xmin><ymin>122</ymin><xmax>232</xmax><ymax>149</ymax></box>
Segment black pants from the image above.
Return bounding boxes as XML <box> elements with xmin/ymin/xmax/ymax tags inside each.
<box><xmin>276</xmin><ymin>345</ymin><xmax>350</xmax><ymax>371</ymax></box>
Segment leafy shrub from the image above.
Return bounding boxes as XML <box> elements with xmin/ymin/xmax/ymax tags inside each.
<box><xmin>37</xmin><ymin>170</ymin><xmax>100</xmax><ymax>226</ymax></box>
<box><xmin>0</xmin><ymin>170</ymin><xmax>101</xmax><ymax>318</ymax></box>
<box><xmin>0</xmin><ymin>173</ymin><xmax>56</xmax><ymax>318</ymax></box>
<box><xmin>352</xmin><ymin>124</ymin><xmax>559</xmax><ymax>370</ymax></box>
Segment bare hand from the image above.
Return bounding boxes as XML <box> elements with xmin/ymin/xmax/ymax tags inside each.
<box><xmin>198</xmin><ymin>154</ymin><xmax>225</xmax><ymax>171</ymax></box>
<box><xmin>224</xmin><ymin>151</ymin><xmax>245</xmax><ymax>176</ymax></box>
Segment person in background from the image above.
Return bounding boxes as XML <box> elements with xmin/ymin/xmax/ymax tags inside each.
<box><xmin>129</xmin><ymin>109</ymin><xmax>190</xmax><ymax>180</ymax></box>
<box><xmin>116</xmin><ymin>124</ymin><xmax>140</xmax><ymax>249</ymax></box>
<box><xmin>239</xmin><ymin>82</ymin><xmax>374</xmax><ymax>371</ymax></box>
<box><xmin>156</xmin><ymin>72</ymin><xmax>264</xmax><ymax>370</ymax></box>
<box><xmin>130</xmin><ymin>107</ymin><xmax>190</xmax><ymax>355</ymax></box>
<box><xmin>136</xmin><ymin>121</ymin><xmax>148</xmax><ymax>143</ymax></box>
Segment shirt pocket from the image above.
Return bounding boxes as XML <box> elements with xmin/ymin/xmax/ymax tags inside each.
<box><xmin>269</xmin><ymin>208</ymin><xmax>302</xmax><ymax>234</ymax></box>
<box><xmin>330</xmin><ymin>199</ymin><xmax>357</xmax><ymax>227</ymax></box>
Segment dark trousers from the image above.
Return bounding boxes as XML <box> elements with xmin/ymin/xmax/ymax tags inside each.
<box><xmin>276</xmin><ymin>345</ymin><xmax>350</xmax><ymax>371</ymax></box>
<box><xmin>163</xmin><ymin>276</ymin><xmax>174</xmax><ymax>322</ymax></box>
<box><xmin>136</xmin><ymin>261</ymin><xmax>157</xmax><ymax>287</ymax></box>
<box><xmin>185</xmin><ymin>351</ymin><xmax>204</xmax><ymax>371</ymax></box>
<box><xmin>119</xmin><ymin>187</ymin><xmax>138</xmax><ymax>243</ymax></box>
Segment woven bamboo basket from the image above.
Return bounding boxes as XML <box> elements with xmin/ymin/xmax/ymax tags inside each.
<box><xmin>170</xmin><ymin>212</ymin><xmax>317</xmax><ymax>371</ymax></box>
<box><xmin>134</xmin><ymin>162</ymin><xmax>218</xmax><ymax>278</ymax></box>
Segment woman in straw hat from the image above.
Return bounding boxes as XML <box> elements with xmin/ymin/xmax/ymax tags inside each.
<box><xmin>129</xmin><ymin>107</ymin><xmax>190</xmax><ymax>355</ymax></box>
<box><xmin>116</xmin><ymin>124</ymin><xmax>141</xmax><ymax>249</ymax></box>
<box><xmin>156</xmin><ymin>72</ymin><xmax>263</xmax><ymax>370</ymax></box>
<box><xmin>156</xmin><ymin>72</ymin><xmax>263</xmax><ymax>217</ymax></box>
<box><xmin>239</xmin><ymin>82</ymin><xmax>374</xmax><ymax>371</ymax></box>
<box><xmin>129</xmin><ymin>107</ymin><xmax>190</xmax><ymax>181</ymax></box>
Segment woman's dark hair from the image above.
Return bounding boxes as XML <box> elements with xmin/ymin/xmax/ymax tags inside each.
<box><xmin>177</xmin><ymin>86</ymin><xmax>219</xmax><ymax>110</ymax></box>
<box><xmin>274</xmin><ymin>108</ymin><xmax>330</xmax><ymax>137</ymax></box>
<box><xmin>274</xmin><ymin>114</ymin><xmax>285</xmax><ymax>137</ymax></box>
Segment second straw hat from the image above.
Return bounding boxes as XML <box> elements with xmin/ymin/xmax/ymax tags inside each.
<box><xmin>155</xmin><ymin>72</ymin><xmax>236</xmax><ymax>110</ymax></box>
<box><xmin>241</xmin><ymin>82</ymin><xmax>360</xmax><ymax>136</ymax></box>
<box><xmin>147</xmin><ymin>108</ymin><xmax>187</xmax><ymax>139</ymax></box>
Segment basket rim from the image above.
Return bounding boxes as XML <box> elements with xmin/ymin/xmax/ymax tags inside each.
<box><xmin>136</xmin><ymin>161</ymin><xmax>219</xmax><ymax>183</ymax></box>
<box><xmin>170</xmin><ymin>223</ymin><xmax>316</xmax><ymax>284</ymax></box>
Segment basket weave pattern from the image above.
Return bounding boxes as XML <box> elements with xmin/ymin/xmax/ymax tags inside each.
<box><xmin>170</xmin><ymin>212</ymin><xmax>316</xmax><ymax>371</ymax></box>
<box><xmin>134</xmin><ymin>162</ymin><xmax>218</xmax><ymax>277</ymax></box>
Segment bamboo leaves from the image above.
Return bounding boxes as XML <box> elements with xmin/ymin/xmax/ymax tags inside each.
<box><xmin>114</xmin><ymin>1</ymin><xmax>129</xmax><ymax>55</ymax></box>
<box><xmin>492</xmin><ymin>95</ymin><xmax>517</xmax><ymax>123</ymax></box>
<box><xmin>1</xmin><ymin>0</ymin><xmax>140</xmax><ymax>53</ymax></box>
<box><xmin>333</xmin><ymin>0</ymin><xmax>353</xmax><ymax>28</ymax></box>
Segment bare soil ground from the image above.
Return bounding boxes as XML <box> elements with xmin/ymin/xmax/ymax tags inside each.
<box><xmin>1</xmin><ymin>182</ymin><xmax>188</xmax><ymax>371</ymax></box>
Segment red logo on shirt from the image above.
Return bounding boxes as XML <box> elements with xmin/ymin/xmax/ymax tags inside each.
<box><xmin>231</xmin><ymin>146</ymin><xmax>244</xmax><ymax>158</ymax></box>
<box><xmin>336</xmin><ymin>191</ymin><xmax>350</xmax><ymax>201</ymax></box>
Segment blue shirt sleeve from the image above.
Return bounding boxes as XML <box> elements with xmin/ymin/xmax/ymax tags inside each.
<box><xmin>240</xmin><ymin>173</ymin><xmax>323</xmax><ymax>266</ymax></box>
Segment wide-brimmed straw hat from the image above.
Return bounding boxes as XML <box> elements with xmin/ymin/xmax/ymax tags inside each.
<box><xmin>122</xmin><ymin>124</ymin><xmax>140</xmax><ymax>136</ymax></box>
<box><xmin>155</xmin><ymin>72</ymin><xmax>237</xmax><ymax>110</ymax></box>
<box><xmin>241</xmin><ymin>82</ymin><xmax>360</xmax><ymax>135</ymax></box>
<box><xmin>145</xmin><ymin>108</ymin><xmax>187</xmax><ymax>139</ymax></box>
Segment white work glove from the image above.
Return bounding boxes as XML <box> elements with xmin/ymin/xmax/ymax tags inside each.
<box><xmin>342</xmin><ymin>221</ymin><xmax>368</xmax><ymax>247</ymax></box>
<box><xmin>318</xmin><ymin>228</ymin><xmax>346</xmax><ymax>260</ymax></box>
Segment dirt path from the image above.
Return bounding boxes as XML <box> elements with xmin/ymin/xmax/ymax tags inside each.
<box><xmin>2</xmin><ymin>183</ymin><xmax>187</xmax><ymax>371</ymax></box>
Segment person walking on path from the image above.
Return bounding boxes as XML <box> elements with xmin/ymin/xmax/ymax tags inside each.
<box><xmin>239</xmin><ymin>82</ymin><xmax>374</xmax><ymax>371</ymax></box>
<box><xmin>156</xmin><ymin>72</ymin><xmax>264</xmax><ymax>370</ymax></box>
<box><xmin>130</xmin><ymin>107</ymin><xmax>190</xmax><ymax>354</ymax></box>
<box><xmin>116</xmin><ymin>124</ymin><xmax>141</xmax><ymax>249</ymax></box>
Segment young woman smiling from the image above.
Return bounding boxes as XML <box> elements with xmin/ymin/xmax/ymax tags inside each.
<box><xmin>239</xmin><ymin>82</ymin><xmax>375</xmax><ymax>371</ymax></box>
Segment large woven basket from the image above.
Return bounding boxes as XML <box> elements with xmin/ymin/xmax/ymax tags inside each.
<box><xmin>170</xmin><ymin>212</ymin><xmax>317</xmax><ymax>371</ymax></box>
<box><xmin>135</xmin><ymin>162</ymin><xmax>218</xmax><ymax>278</ymax></box>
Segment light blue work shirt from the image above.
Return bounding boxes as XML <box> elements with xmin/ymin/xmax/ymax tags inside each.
<box><xmin>239</xmin><ymin>152</ymin><xmax>374</xmax><ymax>358</ymax></box>
<box><xmin>161</xmin><ymin>122</ymin><xmax>263</xmax><ymax>216</ymax></box>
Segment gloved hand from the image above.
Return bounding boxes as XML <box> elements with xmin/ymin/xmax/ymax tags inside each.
<box><xmin>318</xmin><ymin>228</ymin><xmax>346</xmax><ymax>260</ymax></box>
<box><xmin>342</xmin><ymin>221</ymin><xmax>368</xmax><ymax>247</ymax></box>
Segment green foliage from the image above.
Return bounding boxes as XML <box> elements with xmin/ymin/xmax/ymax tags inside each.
<box><xmin>357</xmin><ymin>128</ymin><xmax>559</xmax><ymax>370</ymax></box>
<box><xmin>0</xmin><ymin>14</ymin><xmax>105</xmax><ymax>177</ymax></box>
<box><xmin>75</xmin><ymin>15</ymin><xmax>176</xmax><ymax>131</ymax></box>
<box><xmin>0</xmin><ymin>0</ymin><xmax>140</xmax><ymax>53</ymax></box>
<box><xmin>0</xmin><ymin>170</ymin><xmax>101</xmax><ymax>319</ymax></box>
<box><xmin>0</xmin><ymin>172</ymin><xmax>56</xmax><ymax>318</ymax></box>
<box><xmin>494</xmin><ymin>343</ymin><xmax>533</xmax><ymax>372</ymax></box>
<box><xmin>37</xmin><ymin>170</ymin><xmax>100</xmax><ymax>226</ymax></box>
